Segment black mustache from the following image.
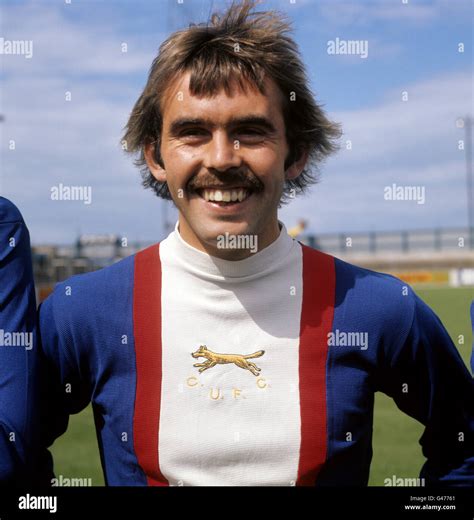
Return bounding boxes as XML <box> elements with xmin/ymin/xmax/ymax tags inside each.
<box><xmin>188</xmin><ymin>175</ymin><xmax>263</xmax><ymax>193</ymax></box>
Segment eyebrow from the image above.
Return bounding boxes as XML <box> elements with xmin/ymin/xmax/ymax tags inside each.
<box><xmin>168</xmin><ymin>115</ymin><xmax>278</xmax><ymax>136</ymax></box>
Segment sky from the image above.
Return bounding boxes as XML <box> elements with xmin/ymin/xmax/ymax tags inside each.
<box><xmin>0</xmin><ymin>0</ymin><xmax>472</xmax><ymax>244</ymax></box>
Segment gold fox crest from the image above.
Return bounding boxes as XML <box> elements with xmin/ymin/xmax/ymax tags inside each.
<box><xmin>191</xmin><ymin>345</ymin><xmax>265</xmax><ymax>376</ymax></box>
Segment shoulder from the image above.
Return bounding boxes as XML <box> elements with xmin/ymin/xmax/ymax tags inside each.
<box><xmin>39</xmin><ymin>251</ymin><xmax>143</xmax><ymax>366</ymax></box>
<box><xmin>337</xmin><ymin>254</ymin><xmax>416</xmax><ymax>317</ymax></box>
<box><xmin>0</xmin><ymin>198</ymin><xmax>34</xmax><ymax>293</ymax></box>
<box><xmin>303</xmin><ymin>247</ymin><xmax>418</xmax><ymax>344</ymax></box>
<box><xmin>44</xmin><ymin>252</ymin><xmax>137</xmax><ymax>314</ymax></box>
<box><xmin>0</xmin><ymin>197</ymin><xmax>30</xmax><ymax>257</ymax></box>
<box><xmin>302</xmin><ymin>245</ymin><xmax>416</xmax><ymax>310</ymax></box>
<box><xmin>0</xmin><ymin>196</ymin><xmax>24</xmax><ymax>224</ymax></box>
<box><xmin>39</xmin><ymin>249</ymin><xmax>143</xmax><ymax>344</ymax></box>
<box><xmin>42</xmin><ymin>242</ymin><xmax>161</xmax><ymax>320</ymax></box>
<box><xmin>333</xmin><ymin>254</ymin><xmax>414</xmax><ymax>302</ymax></box>
<box><xmin>39</xmin><ymin>244</ymin><xmax>160</xmax><ymax>361</ymax></box>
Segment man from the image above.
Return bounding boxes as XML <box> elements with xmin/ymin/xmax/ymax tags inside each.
<box><xmin>0</xmin><ymin>197</ymin><xmax>37</xmax><ymax>485</ymax></box>
<box><xmin>37</xmin><ymin>0</ymin><xmax>473</xmax><ymax>486</ymax></box>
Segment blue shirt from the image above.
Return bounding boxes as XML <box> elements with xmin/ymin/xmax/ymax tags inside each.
<box><xmin>36</xmin><ymin>240</ymin><xmax>474</xmax><ymax>486</ymax></box>
<box><xmin>0</xmin><ymin>197</ymin><xmax>37</xmax><ymax>484</ymax></box>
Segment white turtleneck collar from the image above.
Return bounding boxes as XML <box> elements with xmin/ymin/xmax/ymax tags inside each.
<box><xmin>160</xmin><ymin>219</ymin><xmax>298</xmax><ymax>283</ymax></box>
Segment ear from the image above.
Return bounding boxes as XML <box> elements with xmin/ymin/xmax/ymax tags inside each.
<box><xmin>144</xmin><ymin>142</ymin><xmax>166</xmax><ymax>183</ymax></box>
<box><xmin>285</xmin><ymin>149</ymin><xmax>309</xmax><ymax>181</ymax></box>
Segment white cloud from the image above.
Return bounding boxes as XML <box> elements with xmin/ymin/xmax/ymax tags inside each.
<box><xmin>281</xmin><ymin>70</ymin><xmax>472</xmax><ymax>234</ymax></box>
<box><xmin>1</xmin><ymin>3</ymin><xmax>158</xmax><ymax>76</ymax></box>
<box><xmin>333</xmin><ymin>71</ymin><xmax>471</xmax><ymax>166</ymax></box>
<box><xmin>0</xmin><ymin>1</ymin><xmax>166</xmax><ymax>243</ymax></box>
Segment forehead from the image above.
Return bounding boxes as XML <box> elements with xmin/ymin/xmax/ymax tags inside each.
<box><xmin>160</xmin><ymin>71</ymin><xmax>285</xmax><ymax>126</ymax></box>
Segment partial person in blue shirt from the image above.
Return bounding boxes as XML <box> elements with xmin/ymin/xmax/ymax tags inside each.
<box><xmin>0</xmin><ymin>197</ymin><xmax>37</xmax><ymax>485</ymax></box>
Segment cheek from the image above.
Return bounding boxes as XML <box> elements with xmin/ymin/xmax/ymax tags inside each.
<box><xmin>245</xmin><ymin>149</ymin><xmax>283</xmax><ymax>175</ymax></box>
<box><xmin>163</xmin><ymin>147</ymin><xmax>201</xmax><ymax>186</ymax></box>
<box><xmin>165</xmin><ymin>145</ymin><xmax>199</xmax><ymax>167</ymax></box>
<box><xmin>254</xmin><ymin>158</ymin><xmax>286</xmax><ymax>188</ymax></box>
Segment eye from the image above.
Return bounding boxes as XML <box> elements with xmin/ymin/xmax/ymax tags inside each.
<box><xmin>238</xmin><ymin>127</ymin><xmax>265</xmax><ymax>136</ymax></box>
<box><xmin>235</xmin><ymin>128</ymin><xmax>267</xmax><ymax>143</ymax></box>
<box><xmin>180</xmin><ymin>128</ymin><xmax>208</xmax><ymax>137</ymax></box>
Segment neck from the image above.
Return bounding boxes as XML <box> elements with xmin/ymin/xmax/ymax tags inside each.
<box><xmin>177</xmin><ymin>216</ymin><xmax>281</xmax><ymax>261</ymax></box>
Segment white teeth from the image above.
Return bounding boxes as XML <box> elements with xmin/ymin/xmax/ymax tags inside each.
<box><xmin>201</xmin><ymin>188</ymin><xmax>250</xmax><ymax>203</ymax></box>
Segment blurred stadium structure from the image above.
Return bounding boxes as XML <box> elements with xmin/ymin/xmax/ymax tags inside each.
<box><xmin>301</xmin><ymin>227</ymin><xmax>474</xmax><ymax>287</ymax></box>
<box><xmin>32</xmin><ymin>226</ymin><xmax>474</xmax><ymax>303</ymax></box>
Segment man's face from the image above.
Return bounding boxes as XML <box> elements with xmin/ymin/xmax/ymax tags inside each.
<box><xmin>145</xmin><ymin>71</ymin><xmax>305</xmax><ymax>258</ymax></box>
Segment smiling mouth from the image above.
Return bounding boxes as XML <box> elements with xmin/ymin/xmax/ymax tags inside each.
<box><xmin>195</xmin><ymin>187</ymin><xmax>253</xmax><ymax>205</ymax></box>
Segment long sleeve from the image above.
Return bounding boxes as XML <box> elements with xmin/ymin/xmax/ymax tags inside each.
<box><xmin>34</xmin><ymin>247</ymin><xmax>140</xmax><ymax>486</ymax></box>
<box><xmin>0</xmin><ymin>197</ymin><xmax>37</xmax><ymax>484</ymax></box>
<box><xmin>377</xmin><ymin>291</ymin><xmax>474</xmax><ymax>486</ymax></box>
<box><xmin>35</xmin><ymin>284</ymin><xmax>93</xmax><ymax>485</ymax></box>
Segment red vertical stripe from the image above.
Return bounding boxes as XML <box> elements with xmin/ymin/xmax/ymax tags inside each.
<box><xmin>296</xmin><ymin>245</ymin><xmax>335</xmax><ymax>486</ymax></box>
<box><xmin>133</xmin><ymin>243</ymin><xmax>168</xmax><ymax>486</ymax></box>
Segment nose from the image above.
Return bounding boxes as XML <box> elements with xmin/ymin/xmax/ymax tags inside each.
<box><xmin>202</xmin><ymin>130</ymin><xmax>242</xmax><ymax>172</ymax></box>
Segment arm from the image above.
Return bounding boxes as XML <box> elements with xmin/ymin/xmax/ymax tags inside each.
<box><xmin>35</xmin><ymin>285</ymin><xmax>93</xmax><ymax>485</ymax></box>
<box><xmin>0</xmin><ymin>197</ymin><xmax>37</xmax><ymax>484</ymax></box>
<box><xmin>377</xmin><ymin>290</ymin><xmax>474</xmax><ymax>486</ymax></box>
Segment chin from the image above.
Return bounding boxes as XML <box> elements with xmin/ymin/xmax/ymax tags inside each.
<box><xmin>210</xmin><ymin>220</ymin><xmax>253</xmax><ymax>234</ymax></box>
<box><xmin>195</xmin><ymin>221</ymin><xmax>248</xmax><ymax>244</ymax></box>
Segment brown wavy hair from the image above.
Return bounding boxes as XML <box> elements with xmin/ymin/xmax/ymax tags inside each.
<box><xmin>121</xmin><ymin>0</ymin><xmax>341</xmax><ymax>203</ymax></box>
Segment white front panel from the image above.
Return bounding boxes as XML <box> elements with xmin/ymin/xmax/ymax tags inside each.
<box><xmin>157</xmin><ymin>241</ymin><xmax>304</xmax><ymax>486</ymax></box>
